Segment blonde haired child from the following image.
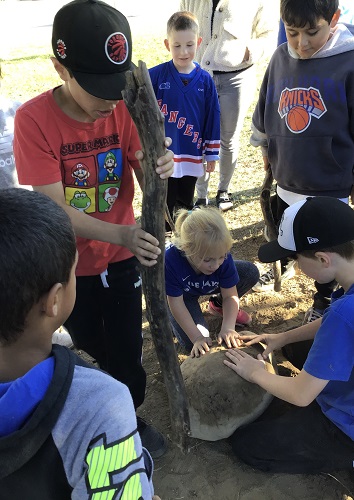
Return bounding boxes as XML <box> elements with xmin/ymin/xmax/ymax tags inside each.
<box><xmin>149</xmin><ymin>11</ymin><xmax>220</xmax><ymax>229</ymax></box>
<box><xmin>165</xmin><ymin>207</ymin><xmax>259</xmax><ymax>357</ymax></box>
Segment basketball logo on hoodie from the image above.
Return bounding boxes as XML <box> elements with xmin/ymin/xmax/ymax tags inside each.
<box><xmin>105</xmin><ymin>32</ymin><xmax>129</xmax><ymax>65</ymax></box>
<box><xmin>278</xmin><ymin>87</ymin><xmax>327</xmax><ymax>134</ymax></box>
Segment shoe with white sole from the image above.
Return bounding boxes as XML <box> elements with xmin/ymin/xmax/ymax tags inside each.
<box><xmin>216</xmin><ymin>191</ymin><xmax>233</xmax><ymax>211</ymax></box>
<box><xmin>252</xmin><ymin>261</ymin><xmax>296</xmax><ymax>293</ymax></box>
<box><xmin>302</xmin><ymin>306</ymin><xmax>325</xmax><ymax>324</ymax></box>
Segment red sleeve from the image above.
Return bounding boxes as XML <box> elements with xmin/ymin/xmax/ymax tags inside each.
<box><xmin>14</xmin><ymin>102</ymin><xmax>63</xmax><ymax>186</ymax></box>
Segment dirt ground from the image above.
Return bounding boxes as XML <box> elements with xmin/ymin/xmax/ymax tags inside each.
<box><xmin>134</xmin><ymin>114</ymin><xmax>354</xmax><ymax>499</ymax></box>
<box><xmin>139</xmin><ymin>278</ymin><xmax>354</xmax><ymax>499</ymax></box>
<box><xmin>72</xmin><ymin>60</ymin><xmax>354</xmax><ymax>500</ymax></box>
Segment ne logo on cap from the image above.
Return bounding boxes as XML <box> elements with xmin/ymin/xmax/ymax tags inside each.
<box><xmin>307</xmin><ymin>237</ymin><xmax>319</xmax><ymax>244</ymax></box>
<box><xmin>105</xmin><ymin>32</ymin><xmax>129</xmax><ymax>65</ymax></box>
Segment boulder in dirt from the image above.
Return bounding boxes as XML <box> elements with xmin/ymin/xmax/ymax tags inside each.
<box><xmin>180</xmin><ymin>339</ymin><xmax>277</xmax><ymax>441</ymax></box>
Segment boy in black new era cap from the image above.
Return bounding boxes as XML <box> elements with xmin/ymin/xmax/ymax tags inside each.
<box><xmin>13</xmin><ymin>0</ymin><xmax>172</xmax><ymax>463</ymax></box>
<box><xmin>224</xmin><ymin>197</ymin><xmax>354</xmax><ymax>473</ymax></box>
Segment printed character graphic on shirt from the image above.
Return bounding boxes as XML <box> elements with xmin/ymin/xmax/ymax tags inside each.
<box><xmin>103</xmin><ymin>151</ymin><xmax>120</xmax><ymax>181</ymax></box>
<box><xmin>97</xmin><ymin>148</ymin><xmax>122</xmax><ymax>213</ymax></box>
<box><xmin>70</xmin><ymin>190</ymin><xmax>92</xmax><ymax>212</ymax></box>
<box><xmin>72</xmin><ymin>163</ymin><xmax>90</xmax><ymax>186</ymax></box>
<box><xmin>63</xmin><ymin>148</ymin><xmax>122</xmax><ymax>214</ymax></box>
<box><xmin>103</xmin><ymin>186</ymin><xmax>119</xmax><ymax>212</ymax></box>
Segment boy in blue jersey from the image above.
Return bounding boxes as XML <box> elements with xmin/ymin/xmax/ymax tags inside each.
<box><xmin>225</xmin><ymin>196</ymin><xmax>354</xmax><ymax>473</ymax></box>
<box><xmin>250</xmin><ymin>0</ymin><xmax>354</xmax><ymax>326</ymax></box>
<box><xmin>149</xmin><ymin>11</ymin><xmax>220</xmax><ymax>229</ymax></box>
<box><xmin>0</xmin><ymin>188</ymin><xmax>160</xmax><ymax>499</ymax></box>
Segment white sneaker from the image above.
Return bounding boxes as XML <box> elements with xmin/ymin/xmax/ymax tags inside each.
<box><xmin>252</xmin><ymin>261</ymin><xmax>296</xmax><ymax>292</ymax></box>
<box><xmin>52</xmin><ymin>326</ymin><xmax>74</xmax><ymax>349</ymax></box>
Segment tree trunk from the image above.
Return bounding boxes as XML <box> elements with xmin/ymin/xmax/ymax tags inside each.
<box><xmin>260</xmin><ymin>169</ymin><xmax>282</xmax><ymax>291</ymax></box>
<box><xmin>122</xmin><ymin>61</ymin><xmax>190</xmax><ymax>452</ymax></box>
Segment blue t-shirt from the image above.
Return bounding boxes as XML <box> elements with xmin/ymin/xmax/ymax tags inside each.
<box><xmin>165</xmin><ymin>244</ymin><xmax>239</xmax><ymax>298</ymax></box>
<box><xmin>304</xmin><ymin>284</ymin><xmax>354</xmax><ymax>440</ymax></box>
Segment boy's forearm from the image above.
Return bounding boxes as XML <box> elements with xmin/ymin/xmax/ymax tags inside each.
<box><xmin>251</xmin><ymin>368</ymin><xmax>326</xmax><ymax>407</ymax></box>
<box><xmin>33</xmin><ymin>183</ymin><xmax>130</xmax><ymax>247</ymax></box>
<box><xmin>280</xmin><ymin>319</ymin><xmax>320</xmax><ymax>345</ymax></box>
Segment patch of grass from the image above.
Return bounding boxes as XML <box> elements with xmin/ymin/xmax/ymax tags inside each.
<box><xmin>1</xmin><ymin>35</ymin><xmax>169</xmax><ymax>103</ymax></box>
<box><xmin>2</xmin><ymin>56</ymin><xmax>60</xmax><ymax>102</ymax></box>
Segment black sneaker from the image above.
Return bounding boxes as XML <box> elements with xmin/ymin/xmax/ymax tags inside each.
<box><xmin>194</xmin><ymin>197</ymin><xmax>208</xmax><ymax>207</ymax></box>
<box><xmin>137</xmin><ymin>416</ymin><xmax>167</xmax><ymax>459</ymax></box>
<box><xmin>302</xmin><ymin>306</ymin><xmax>325</xmax><ymax>324</ymax></box>
<box><xmin>216</xmin><ymin>191</ymin><xmax>233</xmax><ymax>211</ymax></box>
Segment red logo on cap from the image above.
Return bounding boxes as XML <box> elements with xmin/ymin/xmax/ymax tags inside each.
<box><xmin>105</xmin><ymin>32</ymin><xmax>128</xmax><ymax>65</ymax></box>
<box><xmin>56</xmin><ymin>39</ymin><xmax>67</xmax><ymax>59</ymax></box>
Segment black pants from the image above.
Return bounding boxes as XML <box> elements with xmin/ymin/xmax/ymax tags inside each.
<box><xmin>166</xmin><ymin>176</ymin><xmax>197</xmax><ymax>230</ymax></box>
<box><xmin>231</xmin><ymin>326</ymin><xmax>354</xmax><ymax>473</ymax></box>
<box><xmin>270</xmin><ymin>193</ymin><xmax>336</xmax><ymax>308</ymax></box>
<box><xmin>231</xmin><ymin>398</ymin><xmax>354</xmax><ymax>473</ymax></box>
<box><xmin>64</xmin><ymin>257</ymin><xmax>146</xmax><ymax>408</ymax></box>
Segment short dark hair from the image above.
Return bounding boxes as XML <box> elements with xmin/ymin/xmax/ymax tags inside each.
<box><xmin>0</xmin><ymin>188</ymin><xmax>76</xmax><ymax>344</ymax></box>
<box><xmin>167</xmin><ymin>11</ymin><xmax>199</xmax><ymax>35</ymax></box>
<box><xmin>280</xmin><ymin>0</ymin><xmax>339</xmax><ymax>28</ymax></box>
<box><xmin>299</xmin><ymin>240</ymin><xmax>354</xmax><ymax>260</ymax></box>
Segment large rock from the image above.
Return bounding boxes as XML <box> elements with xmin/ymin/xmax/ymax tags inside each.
<box><xmin>180</xmin><ymin>339</ymin><xmax>277</xmax><ymax>441</ymax></box>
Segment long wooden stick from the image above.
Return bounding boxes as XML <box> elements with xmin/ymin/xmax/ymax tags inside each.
<box><xmin>260</xmin><ymin>168</ymin><xmax>282</xmax><ymax>292</ymax></box>
<box><xmin>122</xmin><ymin>61</ymin><xmax>190</xmax><ymax>452</ymax></box>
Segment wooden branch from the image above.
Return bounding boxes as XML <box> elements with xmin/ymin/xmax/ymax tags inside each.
<box><xmin>122</xmin><ymin>61</ymin><xmax>190</xmax><ymax>452</ymax></box>
<box><xmin>260</xmin><ymin>168</ymin><xmax>281</xmax><ymax>292</ymax></box>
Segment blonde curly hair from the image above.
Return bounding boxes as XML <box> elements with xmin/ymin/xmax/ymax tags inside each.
<box><xmin>172</xmin><ymin>207</ymin><xmax>234</xmax><ymax>260</ymax></box>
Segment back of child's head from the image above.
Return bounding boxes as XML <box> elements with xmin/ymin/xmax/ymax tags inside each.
<box><xmin>51</xmin><ymin>0</ymin><xmax>134</xmax><ymax>100</ymax></box>
<box><xmin>258</xmin><ymin>196</ymin><xmax>354</xmax><ymax>263</ymax></box>
<box><xmin>167</xmin><ymin>11</ymin><xmax>199</xmax><ymax>35</ymax></box>
<box><xmin>173</xmin><ymin>207</ymin><xmax>233</xmax><ymax>260</ymax></box>
<box><xmin>0</xmin><ymin>188</ymin><xmax>76</xmax><ymax>345</ymax></box>
<box><xmin>280</xmin><ymin>0</ymin><xmax>339</xmax><ymax>27</ymax></box>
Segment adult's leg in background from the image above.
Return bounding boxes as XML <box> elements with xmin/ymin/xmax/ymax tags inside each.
<box><xmin>195</xmin><ymin>164</ymin><xmax>210</xmax><ymax>200</ymax></box>
<box><xmin>215</xmin><ymin>66</ymin><xmax>257</xmax><ymax>194</ymax></box>
<box><xmin>195</xmin><ymin>67</ymin><xmax>256</xmax><ymax>199</ymax></box>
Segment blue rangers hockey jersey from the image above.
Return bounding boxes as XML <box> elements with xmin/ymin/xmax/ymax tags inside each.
<box><xmin>149</xmin><ymin>61</ymin><xmax>220</xmax><ymax>178</ymax></box>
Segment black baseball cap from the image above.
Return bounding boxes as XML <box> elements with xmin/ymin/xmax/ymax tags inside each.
<box><xmin>52</xmin><ymin>0</ymin><xmax>134</xmax><ymax>100</ymax></box>
<box><xmin>258</xmin><ymin>197</ymin><xmax>354</xmax><ymax>263</ymax></box>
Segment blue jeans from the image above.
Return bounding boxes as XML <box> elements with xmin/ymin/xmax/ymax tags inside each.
<box><xmin>168</xmin><ymin>260</ymin><xmax>259</xmax><ymax>350</ymax></box>
<box><xmin>196</xmin><ymin>66</ymin><xmax>257</xmax><ymax>198</ymax></box>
